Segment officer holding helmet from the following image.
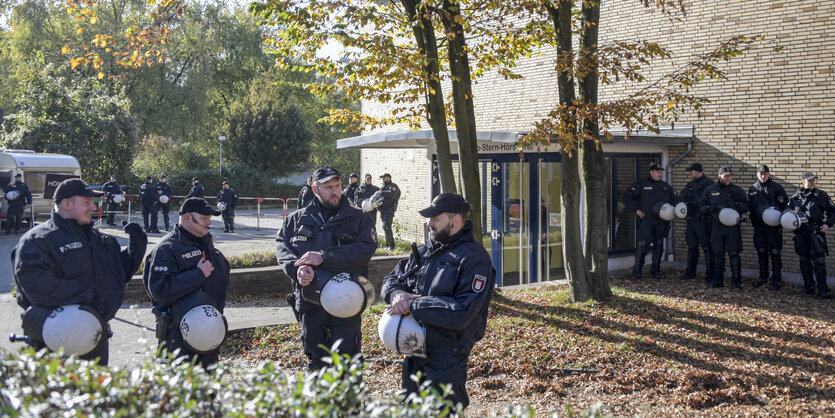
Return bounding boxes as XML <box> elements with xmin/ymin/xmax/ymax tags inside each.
<box><xmin>623</xmin><ymin>163</ymin><xmax>676</xmax><ymax>280</ymax></box>
<box><xmin>378</xmin><ymin>173</ymin><xmax>402</xmax><ymax>251</ymax></box>
<box><xmin>748</xmin><ymin>164</ymin><xmax>788</xmax><ymax>290</ymax></box>
<box><xmin>217</xmin><ymin>181</ymin><xmax>239</xmax><ymax>233</ymax></box>
<box><xmin>3</xmin><ymin>173</ymin><xmax>32</xmax><ymax>234</ymax></box>
<box><xmin>343</xmin><ymin>173</ymin><xmax>360</xmax><ymax>204</ymax></box>
<box><xmin>143</xmin><ymin>197</ymin><xmax>231</xmax><ymax>366</ymax></box>
<box><xmin>12</xmin><ymin>178</ymin><xmax>147</xmax><ymax>365</ymax></box>
<box><xmin>787</xmin><ymin>172</ymin><xmax>835</xmax><ymax>298</ymax></box>
<box><xmin>699</xmin><ymin>167</ymin><xmax>750</xmax><ymax>289</ymax></box>
<box><xmin>155</xmin><ymin>174</ymin><xmax>174</xmax><ymax>232</ymax></box>
<box><xmin>678</xmin><ymin>163</ymin><xmax>715</xmax><ymax>282</ymax></box>
<box><xmin>354</xmin><ymin>174</ymin><xmax>381</xmax><ymax>225</ymax></box>
<box><xmin>140</xmin><ymin>175</ymin><xmax>160</xmax><ymax>233</ymax></box>
<box><xmin>381</xmin><ymin>193</ymin><xmax>495</xmax><ymax>409</ymax></box>
<box><xmin>102</xmin><ymin>175</ymin><xmax>123</xmax><ymax>227</ymax></box>
<box><xmin>275</xmin><ymin>166</ymin><xmax>377</xmax><ymax>370</ymax></box>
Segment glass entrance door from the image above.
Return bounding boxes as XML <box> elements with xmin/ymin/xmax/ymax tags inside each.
<box><xmin>538</xmin><ymin>161</ymin><xmax>563</xmax><ymax>281</ymax></box>
<box><xmin>501</xmin><ymin>161</ymin><xmax>530</xmax><ymax>286</ymax></box>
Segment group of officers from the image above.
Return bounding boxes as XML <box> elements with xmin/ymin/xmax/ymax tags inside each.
<box><xmin>12</xmin><ymin>167</ymin><xmax>493</xmax><ymax>410</ymax></box>
<box><xmin>625</xmin><ymin>162</ymin><xmax>834</xmax><ymax>298</ymax></box>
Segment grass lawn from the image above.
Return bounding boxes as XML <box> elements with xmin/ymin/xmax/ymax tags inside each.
<box><xmin>223</xmin><ymin>270</ymin><xmax>835</xmax><ymax>416</ymax></box>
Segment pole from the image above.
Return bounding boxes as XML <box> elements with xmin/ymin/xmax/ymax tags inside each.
<box><xmin>219</xmin><ymin>141</ymin><xmax>222</xmax><ymax>177</ymax></box>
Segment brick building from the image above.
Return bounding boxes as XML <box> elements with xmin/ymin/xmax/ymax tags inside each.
<box><xmin>338</xmin><ymin>0</ymin><xmax>834</xmax><ymax>287</ymax></box>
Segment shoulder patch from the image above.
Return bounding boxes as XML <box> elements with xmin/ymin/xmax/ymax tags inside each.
<box><xmin>370</xmin><ymin>229</ymin><xmax>377</xmax><ymax>243</ymax></box>
<box><xmin>472</xmin><ymin>274</ymin><xmax>487</xmax><ymax>293</ymax></box>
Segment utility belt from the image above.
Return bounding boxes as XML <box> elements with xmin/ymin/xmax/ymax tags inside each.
<box><xmin>152</xmin><ymin>305</ymin><xmax>174</xmax><ymax>340</ymax></box>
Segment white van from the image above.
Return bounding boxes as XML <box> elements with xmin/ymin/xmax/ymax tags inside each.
<box><xmin>0</xmin><ymin>150</ymin><xmax>81</xmax><ymax>222</ymax></box>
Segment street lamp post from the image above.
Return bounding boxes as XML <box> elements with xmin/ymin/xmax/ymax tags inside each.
<box><xmin>218</xmin><ymin>135</ymin><xmax>226</xmax><ymax>177</ymax></box>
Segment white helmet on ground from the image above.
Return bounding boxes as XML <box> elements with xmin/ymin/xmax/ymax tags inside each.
<box><xmin>780</xmin><ymin>210</ymin><xmax>808</xmax><ymax>231</ymax></box>
<box><xmin>652</xmin><ymin>202</ymin><xmax>676</xmax><ymax>221</ymax></box>
<box><xmin>760</xmin><ymin>206</ymin><xmax>782</xmax><ymax>227</ymax></box>
<box><xmin>674</xmin><ymin>202</ymin><xmax>688</xmax><ymax>219</ymax></box>
<box><xmin>302</xmin><ymin>271</ymin><xmax>375</xmax><ymax>318</ymax></box>
<box><xmin>113</xmin><ymin>194</ymin><xmax>124</xmax><ymax>204</ymax></box>
<box><xmin>172</xmin><ymin>290</ymin><xmax>227</xmax><ymax>354</ymax></box>
<box><xmin>159</xmin><ymin>195</ymin><xmax>169</xmax><ymax>204</ymax></box>
<box><xmin>5</xmin><ymin>190</ymin><xmax>19</xmax><ymax>201</ymax></box>
<box><xmin>718</xmin><ymin>208</ymin><xmax>740</xmax><ymax>227</ymax></box>
<box><xmin>41</xmin><ymin>305</ymin><xmax>104</xmax><ymax>356</ymax></box>
<box><xmin>378</xmin><ymin>312</ymin><xmax>426</xmax><ymax>358</ymax></box>
<box><xmin>217</xmin><ymin>201</ymin><xmax>227</xmax><ymax>211</ymax></box>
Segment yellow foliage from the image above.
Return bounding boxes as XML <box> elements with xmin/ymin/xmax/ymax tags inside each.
<box><xmin>61</xmin><ymin>45</ymin><xmax>71</xmax><ymax>55</ymax></box>
<box><xmin>97</xmin><ymin>71</ymin><xmax>104</xmax><ymax>79</ymax></box>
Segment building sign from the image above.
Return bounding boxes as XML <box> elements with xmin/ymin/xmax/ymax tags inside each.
<box><xmin>44</xmin><ymin>173</ymin><xmax>80</xmax><ymax>199</ymax></box>
<box><xmin>477</xmin><ymin>141</ymin><xmax>562</xmax><ymax>154</ymax></box>
<box><xmin>550</xmin><ymin>212</ymin><xmax>561</xmax><ymax>227</ymax></box>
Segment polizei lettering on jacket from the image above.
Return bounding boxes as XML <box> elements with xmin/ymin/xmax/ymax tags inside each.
<box><xmin>58</xmin><ymin>242</ymin><xmax>83</xmax><ymax>253</ymax></box>
<box><xmin>181</xmin><ymin>250</ymin><xmax>203</xmax><ymax>260</ymax></box>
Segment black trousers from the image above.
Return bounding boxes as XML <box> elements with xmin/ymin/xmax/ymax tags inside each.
<box><xmin>300</xmin><ymin>307</ymin><xmax>362</xmax><ymax>370</ymax></box>
<box><xmin>5</xmin><ymin>205</ymin><xmax>24</xmax><ymax>232</ymax></box>
<box><xmin>753</xmin><ymin>223</ymin><xmax>783</xmax><ymax>283</ymax></box>
<box><xmin>380</xmin><ymin>209</ymin><xmax>395</xmax><ymax>249</ymax></box>
<box><xmin>402</xmin><ymin>351</ymin><xmax>471</xmax><ymax>409</ymax></box>
<box><xmin>106</xmin><ymin>202</ymin><xmax>120</xmax><ymax>225</ymax></box>
<box><xmin>632</xmin><ymin>220</ymin><xmax>668</xmax><ymax>279</ymax></box>
<box><xmin>711</xmin><ymin>223</ymin><xmax>742</xmax><ymax>286</ymax></box>
<box><xmin>685</xmin><ymin>217</ymin><xmax>713</xmax><ymax>281</ymax></box>
<box><xmin>221</xmin><ymin>207</ymin><xmax>235</xmax><ymax>231</ymax></box>
<box><xmin>793</xmin><ymin>228</ymin><xmax>830</xmax><ymax>294</ymax></box>
<box><xmin>142</xmin><ymin>205</ymin><xmax>158</xmax><ymax>231</ymax></box>
<box><xmin>159</xmin><ymin>203</ymin><xmax>171</xmax><ymax>229</ymax></box>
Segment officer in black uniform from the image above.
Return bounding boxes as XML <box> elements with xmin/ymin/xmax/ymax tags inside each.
<box><xmin>155</xmin><ymin>174</ymin><xmax>174</xmax><ymax>231</ymax></box>
<box><xmin>381</xmin><ymin>193</ymin><xmax>495</xmax><ymax>409</ymax></box>
<box><xmin>13</xmin><ymin>178</ymin><xmax>146</xmax><ymax>365</ymax></box>
<box><xmin>144</xmin><ymin>197</ymin><xmax>231</xmax><ymax>366</ymax></box>
<box><xmin>787</xmin><ymin>172</ymin><xmax>835</xmax><ymax>298</ymax></box>
<box><xmin>748</xmin><ymin>164</ymin><xmax>788</xmax><ymax>290</ymax></box>
<box><xmin>186</xmin><ymin>177</ymin><xmax>205</xmax><ymax>199</ymax></box>
<box><xmin>679</xmin><ymin>163</ymin><xmax>715</xmax><ymax>282</ymax></box>
<box><xmin>343</xmin><ymin>173</ymin><xmax>360</xmax><ymax>205</ymax></box>
<box><xmin>102</xmin><ymin>175</ymin><xmax>123</xmax><ymax>227</ymax></box>
<box><xmin>217</xmin><ymin>181</ymin><xmax>239</xmax><ymax>233</ymax></box>
<box><xmin>140</xmin><ymin>176</ymin><xmax>160</xmax><ymax>233</ymax></box>
<box><xmin>4</xmin><ymin>173</ymin><xmax>32</xmax><ymax>234</ymax></box>
<box><xmin>275</xmin><ymin>166</ymin><xmax>377</xmax><ymax>370</ymax></box>
<box><xmin>623</xmin><ymin>163</ymin><xmax>676</xmax><ymax>280</ymax></box>
<box><xmin>354</xmin><ymin>174</ymin><xmax>381</xmax><ymax>225</ymax></box>
<box><xmin>378</xmin><ymin>173</ymin><xmax>402</xmax><ymax>251</ymax></box>
<box><xmin>297</xmin><ymin>176</ymin><xmax>315</xmax><ymax>209</ymax></box>
<box><xmin>699</xmin><ymin>167</ymin><xmax>750</xmax><ymax>289</ymax></box>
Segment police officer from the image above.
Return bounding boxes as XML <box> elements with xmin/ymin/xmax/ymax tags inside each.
<box><xmin>699</xmin><ymin>167</ymin><xmax>750</xmax><ymax>289</ymax></box>
<box><xmin>143</xmin><ymin>197</ymin><xmax>231</xmax><ymax>366</ymax></box>
<box><xmin>748</xmin><ymin>164</ymin><xmax>788</xmax><ymax>290</ymax></box>
<box><xmin>378</xmin><ymin>173</ymin><xmax>402</xmax><ymax>251</ymax></box>
<box><xmin>155</xmin><ymin>174</ymin><xmax>174</xmax><ymax>232</ymax></box>
<box><xmin>186</xmin><ymin>177</ymin><xmax>205</xmax><ymax>199</ymax></box>
<box><xmin>140</xmin><ymin>176</ymin><xmax>160</xmax><ymax>233</ymax></box>
<box><xmin>3</xmin><ymin>173</ymin><xmax>32</xmax><ymax>234</ymax></box>
<box><xmin>623</xmin><ymin>163</ymin><xmax>676</xmax><ymax>280</ymax></box>
<box><xmin>381</xmin><ymin>193</ymin><xmax>495</xmax><ymax>409</ymax></box>
<box><xmin>787</xmin><ymin>172</ymin><xmax>835</xmax><ymax>298</ymax></box>
<box><xmin>13</xmin><ymin>178</ymin><xmax>147</xmax><ymax>365</ymax></box>
<box><xmin>275</xmin><ymin>166</ymin><xmax>377</xmax><ymax>370</ymax></box>
<box><xmin>102</xmin><ymin>175</ymin><xmax>123</xmax><ymax>227</ymax></box>
<box><xmin>354</xmin><ymin>174</ymin><xmax>381</xmax><ymax>225</ymax></box>
<box><xmin>297</xmin><ymin>176</ymin><xmax>315</xmax><ymax>209</ymax></box>
<box><xmin>217</xmin><ymin>181</ymin><xmax>239</xmax><ymax>233</ymax></box>
<box><xmin>343</xmin><ymin>173</ymin><xmax>360</xmax><ymax>204</ymax></box>
<box><xmin>679</xmin><ymin>163</ymin><xmax>715</xmax><ymax>282</ymax></box>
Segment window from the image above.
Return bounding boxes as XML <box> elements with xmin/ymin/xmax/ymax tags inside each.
<box><xmin>608</xmin><ymin>154</ymin><xmax>661</xmax><ymax>253</ymax></box>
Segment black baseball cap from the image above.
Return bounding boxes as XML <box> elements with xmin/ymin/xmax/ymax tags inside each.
<box><xmin>159</xmin><ymin>174</ymin><xmax>167</xmax><ymax>179</ymax></box>
<box><xmin>718</xmin><ymin>166</ymin><xmax>733</xmax><ymax>176</ymax></box>
<box><xmin>364</xmin><ymin>173</ymin><xmax>372</xmax><ymax>179</ymax></box>
<box><xmin>222</xmin><ymin>181</ymin><xmax>229</xmax><ymax>185</ymax></box>
<box><xmin>380</xmin><ymin>173</ymin><xmax>392</xmax><ymax>178</ymax></box>
<box><xmin>649</xmin><ymin>163</ymin><xmax>664</xmax><ymax>171</ymax></box>
<box><xmin>349</xmin><ymin>173</ymin><xmax>359</xmax><ymax>179</ymax></box>
<box><xmin>14</xmin><ymin>173</ymin><xmax>21</xmax><ymax>178</ymax></box>
<box><xmin>802</xmin><ymin>172</ymin><xmax>819</xmax><ymax>180</ymax></box>
<box><xmin>419</xmin><ymin>193</ymin><xmax>472</xmax><ymax>218</ymax></box>
<box><xmin>54</xmin><ymin>178</ymin><xmax>103</xmax><ymax>203</ymax></box>
<box><xmin>192</xmin><ymin>177</ymin><xmax>199</xmax><ymax>182</ymax></box>
<box><xmin>313</xmin><ymin>166</ymin><xmax>340</xmax><ymax>183</ymax></box>
<box><xmin>145</xmin><ymin>176</ymin><xmax>152</xmax><ymax>181</ymax></box>
<box><xmin>179</xmin><ymin>197</ymin><xmax>221</xmax><ymax>216</ymax></box>
<box><xmin>686</xmin><ymin>163</ymin><xmax>703</xmax><ymax>172</ymax></box>
<box><xmin>757</xmin><ymin>164</ymin><xmax>770</xmax><ymax>173</ymax></box>
<box><xmin>109</xmin><ymin>174</ymin><xmax>116</xmax><ymax>179</ymax></box>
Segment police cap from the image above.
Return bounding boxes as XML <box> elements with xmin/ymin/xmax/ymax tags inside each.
<box><xmin>349</xmin><ymin>173</ymin><xmax>359</xmax><ymax>179</ymax></box>
<box><xmin>419</xmin><ymin>193</ymin><xmax>472</xmax><ymax>218</ymax></box>
<box><xmin>649</xmin><ymin>163</ymin><xmax>664</xmax><ymax>171</ymax></box>
<box><xmin>718</xmin><ymin>166</ymin><xmax>733</xmax><ymax>176</ymax></box>
<box><xmin>686</xmin><ymin>162</ymin><xmax>703</xmax><ymax>172</ymax></box>
<box><xmin>802</xmin><ymin>172</ymin><xmax>819</xmax><ymax>180</ymax></box>
<box><xmin>179</xmin><ymin>197</ymin><xmax>221</xmax><ymax>216</ymax></box>
<box><xmin>757</xmin><ymin>164</ymin><xmax>770</xmax><ymax>173</ymax></box>
<box><xmin>54</xmin><ymin>178</ymin><xmax>103</xmax><ymax>203</ymax></box>
<box><xmin>313</xmin><ymin>166</ymin><xmax>340</xmax><ymax>183</ymax></box>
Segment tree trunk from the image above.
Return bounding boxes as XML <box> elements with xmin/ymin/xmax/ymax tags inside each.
<box><xmin>578</xmin><ymin>0</ymin><xmax>612</xmax><ymax>300</ymax></box>
<box><xmin>401</xmin><ymin>0</ymin><xmax>456</xmax><ymax>194</ymax></box>
<box><xmin>440</xmin><ymin>0</ymin><xmax>482</xmax><ymax>240</ymax></box>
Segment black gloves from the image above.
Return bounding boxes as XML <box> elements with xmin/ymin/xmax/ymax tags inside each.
<box><xmin>123</xmin><ymin>222</ymin><xmax>145</xmax><ymax>238</ymax></box>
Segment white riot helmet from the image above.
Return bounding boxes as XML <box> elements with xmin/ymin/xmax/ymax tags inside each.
<box><xmin>173</xmin><ymin>290</ymin><xmax>227</xmax><ymax>354</ymax></box>
<box><xmin>378</xmin><ymin>312</ymin><xmax>426</xmax><ymax>358</ymax></box>
<box><xmin>113</xmin><ymin>194</ymin><xmax>124</xmax><ymax>204</ymax></box>
<box><xmin>361</xmin><ymin>198</ymin><xmax>379</xmax><ymax>213</ymax></box>
<box><xmin>159</xmin><ymin>195</ymin><xmax>169</xmax><ymax>204</ymax></box>
<box><xmin>674</xmin><ymin>202</ymin><xmax>688</xmax><ymax>219</ymax></box>
<box><xmin>652</xmin><ymin>202</ymin><xmax>676</xmax><ymax>221</ymax></box>
<box><xmin>41</xmin><ymin>305</ymin><xmax>105</xmax><ymax>356</ymax></box>
<box><xmin>217</xmin><ymin>201</ymin><xmax>227</xmax><ymax>211</ymax></box>
<box><xmin>5</xmin><ymin>190</ymin><xmax>19</xmax><ymax>201</ymax></box>
<box><xmin>780</xmin><ymin>210</ymin><xmax>808</xmax><ymax>231</ymax></box>
<box><xmin>760</xmin><ymin>207</ymin><xmax>782</xmax><ymax>227</ymax></box>
<box><xmin>302</xmin><ymin>271</ymin><xmax>375</xmax><ymax>318</ymax></box>
<box><xmin>719</xmin><ymin>208</ymin><xmax>741</xmax><ymax>227</ymax></box>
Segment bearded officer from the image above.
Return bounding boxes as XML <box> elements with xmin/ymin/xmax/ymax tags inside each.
<box><xmin>143</xmin><ymin>197</ymin><xmax>231</xmax><ymax>366</ymax></box>
<box><xmin>3</xmin><ymin>173</ymin><xmax>32</xmax><ymax>234</ymax></box>
<box><xmin>217</xmin><ymin>181</ymin><xmax>239</xmax><ymax>233</ymax></box>
<box><xmin>378</xmin><ymin>173</ymin><xmax>402</xmax><ymax>251</ymax></box>
<box><xmin>787</xmin><ymin>172</ymin><xmax>835</xmax><ymax>298</ymax></box>
<box><xmin>12</xmin><ymin>178</ymin><xmax>147</xmax><ymax>364</ymax></box>
<box><xmin>748</xmin><ymin>164</ymin><xmax>788</xmax><ymax>290</ymax></box>
<box><xmin>186</xmin><ymin>177</ymin><xmax>205</xmax><ymax>199</ymax></box>
<box><xmin>679</xmin><ymin>163</ymin><xmax>715</xmax><ymax>282</ymax></box>
<box><xmin>155</xmin><ymin>174</ymin><xmax>174</xmax><ymax>232</ymax></box>
<box><xmin>699</xmin><ymin>167</ymin><xmax>750</xmax><ymax>289</ymax></box>
<box><xmin>102</xmin><ymin>175</ymin><xmax>123</xmax><ymax>227</ymax></box>
<box><xmin>354</xmin><ymin>174</ymin><xmax>381</xmax><ymax>225</ymax></box>
<box><xmin>381</xmin><ymin>193</ymin><xmax>495</xmax><ymax>409</ymax></box>
<box><xmin>275</xmin><ymin>166</ymin><xmax>377</xmax><ymax>370</ymax></box>
<box><xmin>623</xmin><ymin>163</ymin><xmax>676</xmax><ymax>280</ymax></box>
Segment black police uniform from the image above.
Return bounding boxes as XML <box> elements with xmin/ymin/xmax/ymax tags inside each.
<box><xmin>140</xmin><ymin>181</ymin><xmax>159</xmax><ymax>232</ymax></box>
<box><xmin>187</xmin><ymin>182</ymin><xmax>205</xmax><ymax>199</ymax></box>
<box><xmin>748</xmin><ymin>178</ymin><xmax>788</xmax><ymax>288</ymax></box>
<box><xmin>144</xmin><ymin>225</ymin><xmax>231</xmax><ymax>366</ymax></box>
<box><xmin>343</xmin><ymin>181</ymin><xmax>359</xmax><ymax>205</ymax></box>
<box><xmin>13</xmin><ymin>211</ymin><xmax>147</xmax><ymax>365</ymax></box>
<box><xmin>680</xmin><ymin>174</ymin><xmax>715</xmax><ymax>282</ymax></box>
<box><xmin>155</xmin><ymin>181</ymin><xmax>174</xmax><ymax>230</ymax></box>
<box><xmin>297</xmin><ymin>184</ymin><xmax>315</xmax><ymax>209</ymax></box>
<box><xmin>4</xmin><ymin>179</ymin><xmax>32</xmax><ymax>233</ymax></box>
<box><xmin>379</xmin><ymin>179</ymin><xmax>401</xmax><ymax>250</ymax></box>
<box><xmin>102</xmin><ymin>180</ymin><xmax>122</xmax><ymax>227</ymax></box>
<box><xmin>217</xmin><ymin>187</ymin><xmax>239</xmax><ymax>232</ymax></box>
<box><xmin>623</xmin><ymin>177</ymin><xmax>676</xmax><ymax>279</ymax></box>
<box><xmin>787</xmin><ymin>187</ymin><xmax>835</xmax><ymax>297</ymax></box>
<box><xmin>699</xmin><ymin>181</ymin><xmax>750</xmax><ymax>287</ymax></box>
<box><xmin>354</xmin><ymin>182</ymin><xmax>381</xmax><ymax>225</ymax></box>
<box><xmin>380</xmin><ymin>221</ymin><xmax>495</xmax><ymax>409</ymax></box>
<box><xmin>275</xmin><ymin>195</ymin><xmax>377</xmax><ymax>370</ymax></box>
